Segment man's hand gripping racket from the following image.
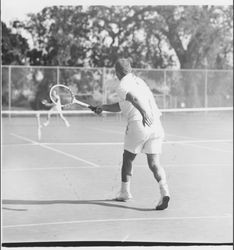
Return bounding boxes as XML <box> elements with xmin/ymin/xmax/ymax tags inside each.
<box><xmin>49</xmin><ymin>84</ymin><xmax>97</xmax><ymax>112</ymax></box>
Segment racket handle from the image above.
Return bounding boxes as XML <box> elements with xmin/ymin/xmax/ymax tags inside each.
<box><xmin>88</xmin><ymin>105</ymin><xmax>97</xmax><ymax>112</ymax></box>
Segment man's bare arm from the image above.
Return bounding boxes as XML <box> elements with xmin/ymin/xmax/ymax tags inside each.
<box><xmin>126</xmin><ymin>92</ymin><xmax>153</xmax><ymax>127</ymax></box>
<box><xmin>95</xmin><ymin>102</ymin><xmax>121</xmax><ymax>114</ymax></box>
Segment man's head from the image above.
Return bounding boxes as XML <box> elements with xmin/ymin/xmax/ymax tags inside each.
<box><xmin>115</xmin><ymin>58</ymin><xmax>132</xmax><ymax>80</ymax></box>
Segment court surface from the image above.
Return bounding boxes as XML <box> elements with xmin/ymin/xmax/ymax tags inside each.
<box><xmin>1</xmin><ymin>111</ymin><xmax>233</xmax><ymax>245</ymax></box>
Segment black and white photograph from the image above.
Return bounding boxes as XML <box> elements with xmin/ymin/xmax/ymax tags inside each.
<box><xmin>1</xmin><ymin>0</ymin><xmax>233</xmax><ymax>249</ymax></box>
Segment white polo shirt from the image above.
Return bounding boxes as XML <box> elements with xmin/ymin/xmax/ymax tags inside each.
<box><xmin>116</xmin><ymin>73</ymin><xmax>161</xmax><ymax>123</ymax></box>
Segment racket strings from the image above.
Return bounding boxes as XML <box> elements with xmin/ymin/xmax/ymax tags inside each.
<box><xmin>50</xmin><ymin>86</ymin><xmax>73</xmax><ymax>106</ymax></box>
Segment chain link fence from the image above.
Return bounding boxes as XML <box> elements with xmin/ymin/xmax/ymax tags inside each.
<box><xmin>1</xmin><ymin>65</ymin><xmax>233</xmax><ymax>111</ymax></box>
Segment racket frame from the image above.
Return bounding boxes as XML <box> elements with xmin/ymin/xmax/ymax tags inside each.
<box><xmin>49</xmin><ymin>84</ymin><xmax>90</xmax><ymax>108</ymax></box>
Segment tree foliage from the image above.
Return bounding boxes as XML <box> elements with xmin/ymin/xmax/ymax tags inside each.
<box><xmin>2</xmin><ymin>6</ymin><xmax>233</xmax><ymax>69</ymax></box>
<box><xmin>1</xmin><ymin>21</ymin><xmax>29</xmax><ymax>64</ymax></box>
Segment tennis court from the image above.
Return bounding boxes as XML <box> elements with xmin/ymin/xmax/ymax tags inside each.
<box><xmin>1</xmin><ymin>109</ymin><xmax>233</xmax><ymax>245</ymax></box>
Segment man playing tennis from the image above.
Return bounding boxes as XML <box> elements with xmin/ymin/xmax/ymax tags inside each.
<box><xmin>95</xmin><ymin>58</ymin><xmax>170</xmax><ymax>210</ymax></box>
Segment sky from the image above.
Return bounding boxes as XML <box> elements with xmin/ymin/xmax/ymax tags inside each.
<box><xmin>1</xmin><ymin>0</ymin><xmax>233</xmax><ymax>25</ymax></box>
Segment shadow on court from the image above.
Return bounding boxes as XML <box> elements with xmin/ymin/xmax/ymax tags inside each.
<box><xmin>2</xmin><ymin>199</ymin><xmax>155</xmax><ymax>212</ymax></box>
<box><xmin>2</xmin><ymin>207</ymin><xmax>28</xmax><ymax>212</ymax></box>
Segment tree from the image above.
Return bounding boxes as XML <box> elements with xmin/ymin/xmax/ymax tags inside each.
<box><xmin>3</xmin><ymin>6</ymin><xmax>233</xmax><ymax>69</ymax></box>
<box><xmin>86</xmin><ymin>6</ymin><xmax>176</xmax><ymax>68</ymax></box>
<box><xmin>24</xmin><ymin>6</ymin><xmax>91</xmax><ymax>66</ymax></box>
<box><xmin>85</xmin><ymin>5</ymin><xmax>233</xmax><ymax>69</ymax></box>
<box><xmin>1</xmin><ymin>21</ymin><xmax>29</xmax><ymax>65</ymax></box>
<box><xmin>161</xmin><ymin>5</ymin><xmax>233</xmax><ymax>69</ymax></box>
<box><xmin>20</xmin><ymin>6</ymin><xmax>176</xmax><ymax>67</ymax></box>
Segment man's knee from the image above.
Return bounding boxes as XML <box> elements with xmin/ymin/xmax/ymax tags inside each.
<box><xmin>123</xmin><ymin>150</ymin><xmax>136</xmax><ymax>164</ymax></box>
<box><xmin>122</xmin><ymin>150</ymin><xmax>136</xmax><ymax>176</ymax></box>
<box><xmin>147</xmin><ymin>154</ymin><xmax>161</xmax><ymax>170</ymax></box>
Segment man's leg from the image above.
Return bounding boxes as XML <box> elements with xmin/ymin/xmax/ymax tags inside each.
<box><xmin>146</xmin><ymin>154</ymin><xmax>170</xmax><ymax>210</ymax></box>
<box><xmin>116</xmin><ymin>150</ymin><xmax>136</xmax><ymax>201</ymax></box>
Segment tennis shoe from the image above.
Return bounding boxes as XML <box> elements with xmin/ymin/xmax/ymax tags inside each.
<box><xmin>155</xmin><ymin>195</ymin><xmax>170</xmax><ymax>210</ymax></box>
<box><xmin>115</xmin><ymin>191</ymin><xmax>133</xmax><ymax>201</ymax></box>
<box><xmin>156</xmin><ymin>182</ymin><xmax>170</xmax><ymax>210</ymax></box>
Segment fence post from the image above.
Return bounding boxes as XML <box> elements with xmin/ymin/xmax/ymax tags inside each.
<box><xmin>57</xmin><ymin>66</ymin><xmax>60</xmax><ymax>85</ymax></box>
<box><xmin>8</xmin><ymin>66</ymin><xmax>12</xmax><ymax>118</ymax></box>
<box><xmin>102</xmin><ymin>67</ymin><xmax>106</xmax><ymax>103</ymax></box>
<box><xmin>205</xmin><ymin>69</ymin><xmax>208</xmax><ymax>108</ymax></box>
<box><xmin>163</xmin><ymin>69</ymin><xmax>166</xmax><ymax>109</ymax></box>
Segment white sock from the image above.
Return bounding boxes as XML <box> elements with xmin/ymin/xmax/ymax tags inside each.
<box><xmin>159</xmin><ymin>179</ymin><xmax>167</xmax><ymax>186</ymax></box>
<box><xmin>121</xmin><ymin>181</ymin><xmax>131</xmax><ymax>193</ymax></box>
<box><xmin>159</xmin><ymin>180</ymin><xmax>170</xmax><ymax>196</ymax></box>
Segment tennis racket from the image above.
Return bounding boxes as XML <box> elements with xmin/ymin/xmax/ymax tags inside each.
<box><xmin>49</xmin><ymin>84</ymin><xmax>97</xmax><ymax>111</ymax></box>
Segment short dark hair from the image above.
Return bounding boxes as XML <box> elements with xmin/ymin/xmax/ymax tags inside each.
<box><xmin>115</xmin><ymin>58</ymin><xmax>132</xmax><ymax>77</ymax></box>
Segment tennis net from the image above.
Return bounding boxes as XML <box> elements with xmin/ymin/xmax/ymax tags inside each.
<box><xmin>2</xmin><ymin>107</ymin><xmax>232</xmax><ymax>143</ymax></box>
<box><xmin>2</xmin><ymin>107</ymin><xmax>233</xmax><ymax>121</ymax></box>
<box><xmin>2</xmin><ymin>107</ymin><xmax>232</xmax><ymax>127</ymax></box>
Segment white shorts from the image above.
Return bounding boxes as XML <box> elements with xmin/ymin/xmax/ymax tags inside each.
<box><xmin>124</xmin><ymin>120</ymin><xmax>165</xmax><ymax>154</ymax></box>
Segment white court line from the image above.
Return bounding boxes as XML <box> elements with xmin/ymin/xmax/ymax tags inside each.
<box><xmin>2</xmin><ymin>163</ymin><xmax>232</xmax><ymax>172</ymax></box>
<box><xmin>10</xmin><ymin>133</ymin><xmax>99</xmax><ymax>168</ymax></box>
<box><xmin>3</xmin><ymin>139</ymin><xmax>232</xmax><ymax>154</ymax></box>
<box><xmin>3</xmin><ymin>214</ymin><xmax>232</xmax><ymax>229</ymax></box>
<box><xmin>164</xmin><ymin>136</ymin><xmax>232</xmax><ymax>153</ymax></box>
<box><xmin>40</xmin><ymin>140</ymin><xmax>231</xmax><ymax>153</ymax></box>
<box><xmin>3</xmin><ymin>139</ymin><xmax>232</xmax><ymax>146</ymax></box>
<box><xmin>166</xmin><ymin>132</ymin><xmax>214</xmax><ymax>141</ymax></box>
<box><xmin>46</xmin><ymin>139</ymin><xmax>231</xmax><ymax>145</ymax></box>
<box><xmin>179</xmin><ymin>143</ymin><xmax>232</xmax><ymax>153</ymax></box>
<box><xmin>88</xmin><ymin>127</ymin><xmax>232</xmax><ymax>152</ymax></box>
<box><xmin>90</xmin><ymin>126</ymin><xmax>232</xmax><ymax>144</ymax></box>
<box><xmin>2</xmin><ymin>143</ymin><xmax>38</xmax><ymax>147</ymax></box>
<box><xmin>165</xmin><ymin>132</ymin><xmax>233</xmax><ymax>153</ymax></box>
<box><xmin>44</xmin><ymin>142</ymin><xmax>122</xmax><ymax>146</ymax></box>
<box><xmin>89</xmin><ymin>127</ymin><xmax>123</xmax><ymax>134</ymax></box>
<box><xmin>6</xmin><ymin>129</ymin><xmax>232</xmax><ymax>153</ymax></box>
<box><xmin>164</xmin><ymin>139</ymin><xmax>233</xmax><ymax>144</ymax></box>
<box><xmin>90</xmin><ymin>127</ymin><xmax>212</xmax><ymax>139</ymax></box>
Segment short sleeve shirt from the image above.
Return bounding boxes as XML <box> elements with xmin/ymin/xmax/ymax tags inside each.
<box><xmin>116</xmin><ymin>73</ymin><xmax>161</xmax><ymax>123</ymax></box>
